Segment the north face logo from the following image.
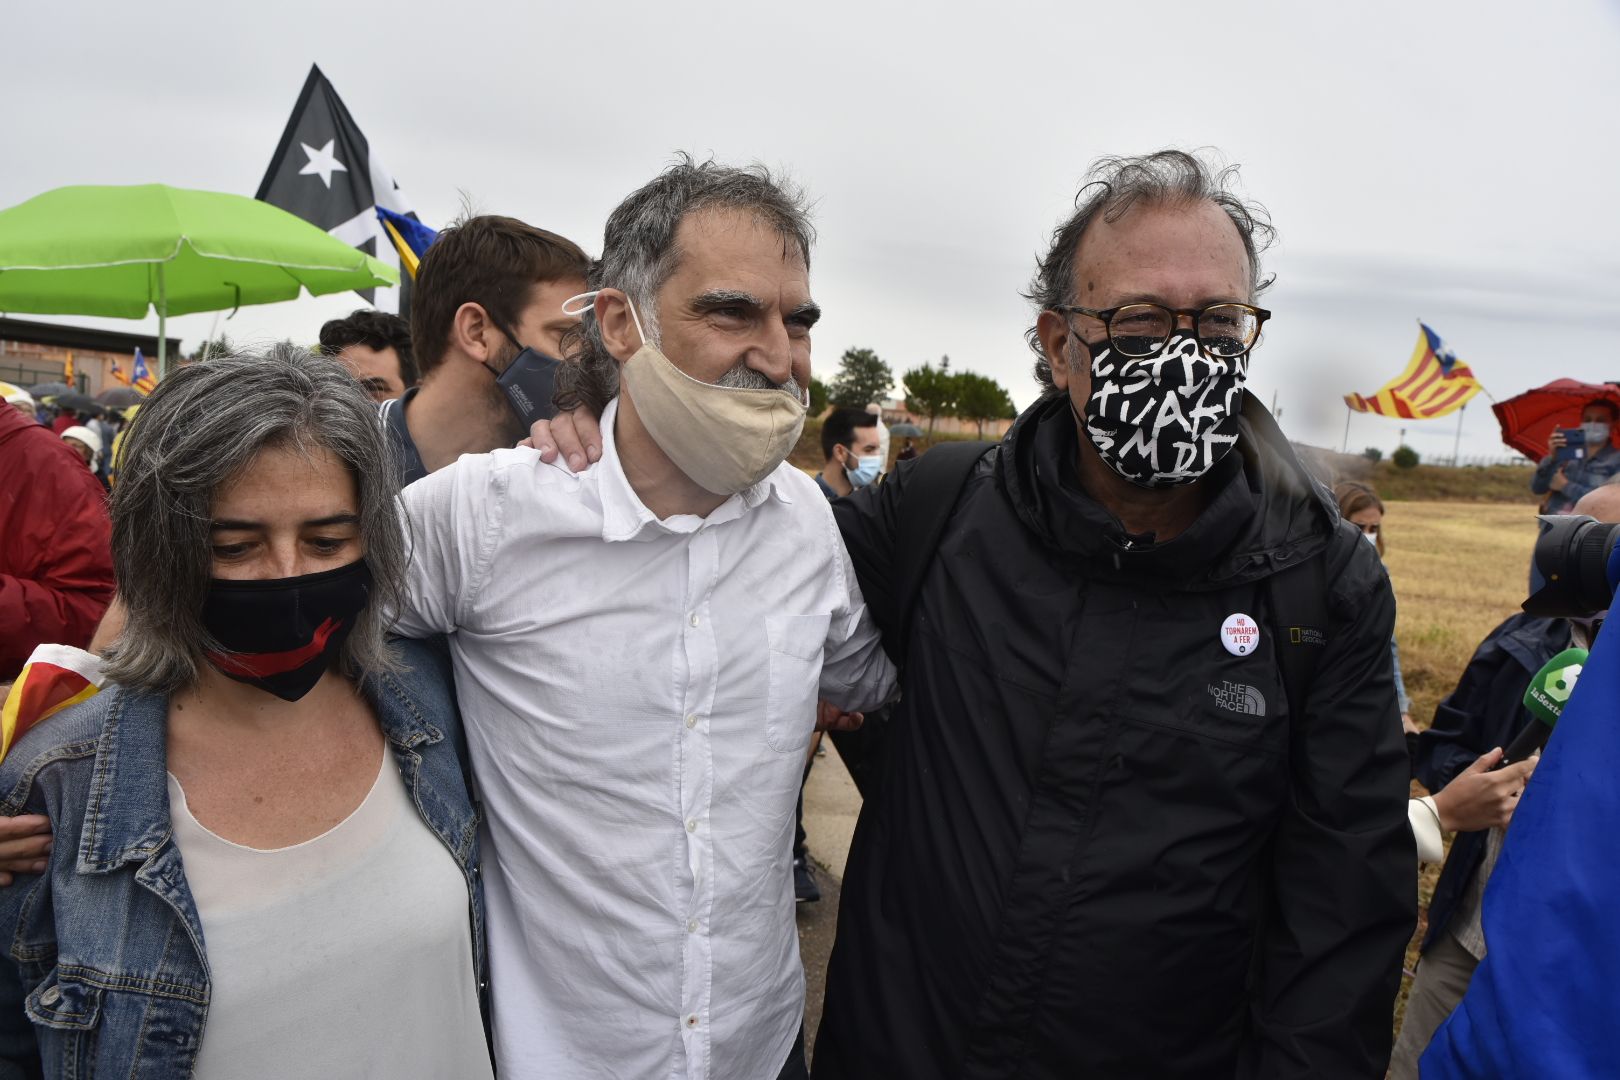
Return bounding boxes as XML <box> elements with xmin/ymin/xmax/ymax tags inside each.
<box><xmin>1208</xmin><ymin>681</ymin><xmax>1266</xmax><ymax>716</ymax></box>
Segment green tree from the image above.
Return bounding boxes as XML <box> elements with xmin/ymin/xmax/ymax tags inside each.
<box><xmin>808</xmin><ymin>377</ymin><xmax>830</xmax><ymax>416</ymax></box>
<box><xmin>1362</xmin><ymin>446</ymin><xmax>1384</xmax><ymax>462</ymax></box>
<box><xmin>1392</xmin><ymin>445</ymin><xmax>1420</xmax><ymax>469</ymax></box>
<box><xmin>902</xmin><ymin>360</ymin><xmax>960</xmax><ymax>437</ymax></box>
<box><xmin>955</xmin><ymin>371</ymin><xmax>1017</xmax><ymax>437</ymax></box>
<box><xmin>828</xmin><ymin>347</ymin><xmax>893</xmax><ymax>408</ymax></box>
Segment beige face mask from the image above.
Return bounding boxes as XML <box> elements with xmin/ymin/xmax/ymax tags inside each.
<box><xmin>574</xmin><ymin>291</ymin><xmax>807</xmax><ymax>496</ymax></box>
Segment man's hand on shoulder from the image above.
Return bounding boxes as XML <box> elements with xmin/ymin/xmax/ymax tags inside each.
<box><xmin>530</xmin><ymin>411</ymin><xmax>603</xmax><ymax>474</ymax></box>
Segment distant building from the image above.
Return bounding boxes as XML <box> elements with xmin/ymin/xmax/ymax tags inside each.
<box><xmin>0</xmin><ymin>318</ymin><xmax>182</xmax><ymax>395</ymax></box>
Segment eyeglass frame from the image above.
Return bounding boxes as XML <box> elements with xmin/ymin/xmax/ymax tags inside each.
<box><xmin>1052</xmin><ymin>302</ymin><xmax>1272</xmax><ymax>359</ymax></box>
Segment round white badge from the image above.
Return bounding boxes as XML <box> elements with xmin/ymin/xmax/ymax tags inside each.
<box><xmin>1221</xmin><ymin>613</ymin><xmax>1260</xmax><ymax>657</ymax></box>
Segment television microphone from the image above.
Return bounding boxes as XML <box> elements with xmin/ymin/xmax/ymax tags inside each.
<box><xmin>1499</xmin><ymin>647</ymin><xmax>1589</xmax><ymax>768</ymax></box>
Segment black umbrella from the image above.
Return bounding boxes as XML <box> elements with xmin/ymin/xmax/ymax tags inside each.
<box><xmin>96</xmin><ymin>386</ymin><xmax>146</xmax><ymax>408</ymax></box>
<box><xmin>888</xmin><ymin>422</ymin><xmax>925</xmax><ymax>438</ymax></box>
<box><xmin>28</xmin><ymin>381</ymin><xmax>71</xmax><ymax>399</ymax></box>
<box><xmin>55</xmin><ymin>392</ymin><xmax>104</xmax><ymax>417</ymax></box>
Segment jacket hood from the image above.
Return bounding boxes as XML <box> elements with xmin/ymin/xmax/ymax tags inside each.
<box><xmin>0</xmin><ymin>400</ymin><xmax>40</xmax><ymax>448</ymax></box>
<box><xmin>996</xmin><ymin>390</ymin><xmax>1340</xmax><ymax>591</ymax></box>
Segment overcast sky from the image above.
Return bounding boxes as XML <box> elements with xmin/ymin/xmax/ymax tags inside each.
<box><xmin>8</xmin><ymin>0</ymin><xmax>1619</xmax><ymax>459</ymax></box>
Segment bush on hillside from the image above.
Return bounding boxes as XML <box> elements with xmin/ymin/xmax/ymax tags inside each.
<box><xmin>1392</xmin><ymin>445</ymin><xmax>1421</xmax><ymax>469</ymax></box>
<box><xmin>1363</xmin><ymin>447</ymin><xmax>1384</xmax><ymax>462</ymax></box>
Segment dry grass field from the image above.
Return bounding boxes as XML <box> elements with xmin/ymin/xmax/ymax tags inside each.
<box><xmin>1380</xmin><ymin>500</ymin><xmax>1541</xmax><ymax>1035</ymax></box>
<box><xmin>1383</xmin><ymin>501</ymin><xmax>1541</xmax><ymax>726</ymax></box>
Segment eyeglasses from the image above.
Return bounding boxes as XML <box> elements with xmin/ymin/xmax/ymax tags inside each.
<box><xmin>1053</xmin><ymin>302</ymin><xmax>1271</xmax><ymax>359</ymax></box>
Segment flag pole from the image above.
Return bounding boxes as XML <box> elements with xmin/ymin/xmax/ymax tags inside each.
<box><xmin>1452</xmin><ymin>402</ymin><xmax>1467</xmax><ymax>467</ymax></box>
<box><xmin>1341</xmin><ymin>402</ymin><xmax>1352</xmax><ymax>454</ymax></box>
<box><xmin>157</xmin><ymin>263</ymin><xmax>168</xmax><ymax>378</ymax></box>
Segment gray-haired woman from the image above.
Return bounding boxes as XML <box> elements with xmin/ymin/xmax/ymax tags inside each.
<box><xmin>0</xmin><ymin>344</ymin><xmax>492</xmax><ymax>1079</ymax></box>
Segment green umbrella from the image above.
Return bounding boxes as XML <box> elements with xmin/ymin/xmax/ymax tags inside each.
<box><xmin>0</xmin><ymin>184</ymin><xmax>398</xmax><ymax>375</ymax></box>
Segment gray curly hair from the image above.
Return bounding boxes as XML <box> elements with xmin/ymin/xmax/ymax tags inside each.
<box><xmin>103</xmin><ymin>342</ymin><xmax>405</xmax><ymax>693</ymax></box>
<box><xmin>553</xmin><ymin>153</ymin><xmax>815</xmax><ymax>416</ymax></box>
<box><xmin>1025</xmin><ymin>149</ymin><xmax>1276</xmax><ymax>391</ymax></box>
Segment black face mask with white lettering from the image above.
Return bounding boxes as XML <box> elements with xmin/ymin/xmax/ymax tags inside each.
<box><xmin>1077</xmin><ymin>331</ymin><xmax>1248</xmax><ymax>488</ymax></box>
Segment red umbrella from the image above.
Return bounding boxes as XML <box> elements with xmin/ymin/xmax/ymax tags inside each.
<box><xmin>1492</xmin><ymin>379</ymin><xmax>1620</xmax><ymax>460</ymax></box>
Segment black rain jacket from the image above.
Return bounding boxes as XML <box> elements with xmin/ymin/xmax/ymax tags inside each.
<box><xmin>814</xmin><ymin>392</ymin><xmax>1416</xmax><ymax>1080</ymax></box>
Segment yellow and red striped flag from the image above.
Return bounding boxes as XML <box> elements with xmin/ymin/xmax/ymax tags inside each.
<box><xmin>0</xmin><ymin>645</ymin><xmax>104</xmax><ymax>763</ymax></box>
<box><xmin>62</xmin><ymin>352</ymin><xmax>76</xmax><ymax>386</ymax></box>
<box><xmin>1345</xmin><ymin>323</ymin><xmax>1482</xmax><ymax>420</ymax></box>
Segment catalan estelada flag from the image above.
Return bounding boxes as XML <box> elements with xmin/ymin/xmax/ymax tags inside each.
<box><xmin>0</xmin><ymin>645</ymin><xmax>104</xmax><ymax>763</ymax></box>
<box><xmin>376</xmin><ymin>207</ymin><xmax>437</xmax><ymax>280</ymax></box>
<box><xmin>109</xmin><ymin>360</ymin><xmax>131</xmax><ymax>387</ymax></box>
<box><xmin>132</xmin><ymin>347</ymin><xmax>158</xmax><ymax>394</ymax></box>
<box><xmin>1344</xmin><ymin>322</ymin><xmax>1482</xmax><ymax>419</ymax></box>
<box><xmin>62</xmin><ymin>352</ymin><xmax>76</xmax><ymax>385</ymax></box>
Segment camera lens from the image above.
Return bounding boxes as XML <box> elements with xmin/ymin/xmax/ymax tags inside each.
<box><xmin>1525</xmin><ymin>515</ymin><xmax>1620</xmax><ymax>618</ymax></box>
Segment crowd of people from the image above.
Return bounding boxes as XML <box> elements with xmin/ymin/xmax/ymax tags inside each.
<box><xmin>0</xmin><ymin>147</ymin><xmax>1607</xmax><ymax>1078</ymax></box>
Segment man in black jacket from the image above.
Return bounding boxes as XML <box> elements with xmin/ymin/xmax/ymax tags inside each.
<box><xmin>813</xmin><ymin>151</ymin><xmax>1414</xmax><ymax>1079</ymax></box>
<box><xmin>531</xmin><ymin>150</ymin><xmax>1416</xmax><ymax>1078</ymax></box>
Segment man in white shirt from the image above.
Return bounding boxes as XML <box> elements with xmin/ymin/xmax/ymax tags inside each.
<box><xmin>396</xmin><ymin>156</ymin><xmax>896</xmax><ymax>1080</ymax></box>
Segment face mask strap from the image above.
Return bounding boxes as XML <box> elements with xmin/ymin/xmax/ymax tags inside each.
<box><xmin>561</xmin><ymin>289</ymin><xmax>649</xmax><ymax>351</ymax></box>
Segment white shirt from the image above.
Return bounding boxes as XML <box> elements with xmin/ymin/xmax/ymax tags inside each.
<box><xmin>396</xmin><ymin>398</ymin><xmax>897</xmax><ymax>1080</ymax></box>
<box><xmin>170</xmin><ymin>753</ymin><xmax>493</xmax><ymax>1080</ymax></box>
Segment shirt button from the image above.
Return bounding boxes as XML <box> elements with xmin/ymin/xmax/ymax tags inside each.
<box><xmin>687</xmin><ymin>918</ymin><xmax>699</xmax><ymax>933</ymax></box>
<box><xmin>684</xmin><ymin>714</ymin><xmax>697</xmax><ymax>729</ymax></box>
<box><xmin>39</xmin><ymin>986</ymin><xmax>60</xmax><ymax>1006</ymax></box>
<box><xmin>686</xmin><ymin>818</ymin><xmax>698</xmax><ymax>833</ymax></box>
<box><xmin>689</xmin><ymin>613</ymin><xmax>700</xmax><ymax>627</ymax></box>
<box><xmin>685</xmin><ymin>1014</ymin><xmax>700</xmax><ymax>1029</ymax></box>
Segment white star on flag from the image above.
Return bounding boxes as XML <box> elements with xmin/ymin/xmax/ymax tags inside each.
<box><xmin>298</xmin><ymin>139</ymin><xmax>349</xmax><ymax>189</ymax></box>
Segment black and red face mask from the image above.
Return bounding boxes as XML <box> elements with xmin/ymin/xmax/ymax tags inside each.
<box><xmin>201</xmin><ymin>561</ymin><xmax>373</xmax><ymax>701</ymax></box>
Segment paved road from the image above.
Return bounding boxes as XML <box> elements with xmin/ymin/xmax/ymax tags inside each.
<box><xmin>795</xmin><ymin>739</ymin><xmax>863</xmax><ymax>1065</ymax></box>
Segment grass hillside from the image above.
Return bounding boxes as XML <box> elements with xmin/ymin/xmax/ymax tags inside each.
<box><xmin>1370</xmin><ymin>462</ymin><xmax>1539</xmax><ymax>504</ymax></box>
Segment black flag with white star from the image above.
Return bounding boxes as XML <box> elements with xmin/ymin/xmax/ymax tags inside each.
<box><xmin>256</xmin><ymin>64</ymin><xmax>416</xmax><ymax>315</ymax></box>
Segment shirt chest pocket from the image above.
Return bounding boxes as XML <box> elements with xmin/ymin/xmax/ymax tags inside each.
<box><xmin>765</xmin><ymin>613</ymin><xmax>830</xmax><ymax>753</ymax></box>
<box><xmin>26</xmin><ymin>968</ymin><xmax>103</xmax><ymax>1076</ymax></box>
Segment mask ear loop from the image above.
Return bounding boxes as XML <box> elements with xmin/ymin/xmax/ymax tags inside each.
<box><xmin>562</xmin><ymin>290</ymin><xmax>648</xmax><ymax>349</ymax></box>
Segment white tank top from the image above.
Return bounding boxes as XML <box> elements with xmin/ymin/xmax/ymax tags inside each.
<box><xmin>168</xmin><ymin>752</ymin><xmax>493</xmax><ymax>1080</ymax></box>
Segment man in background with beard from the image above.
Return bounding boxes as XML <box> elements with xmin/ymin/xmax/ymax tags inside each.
<box><xmin>388</xmin><ymin>215</ymin><xmax>589</xmax><ymax>486</ymax></box>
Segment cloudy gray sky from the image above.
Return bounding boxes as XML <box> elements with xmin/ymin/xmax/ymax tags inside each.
<box><xmin>8</xmin><ymin>0</ymin><xmax>1619</xmax><ymax>459</ymax></box>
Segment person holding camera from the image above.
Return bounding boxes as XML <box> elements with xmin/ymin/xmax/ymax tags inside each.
<box><xmin>1531</xmin><ymin>399</ymin><xmax>1620</xmax><ymax>514</ymax></box>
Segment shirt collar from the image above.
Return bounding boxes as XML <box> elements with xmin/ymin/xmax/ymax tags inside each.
<box><xmin>596</xmin><ymin>396</ymin><xmax>794</xmax><ymax>543</ymax></box>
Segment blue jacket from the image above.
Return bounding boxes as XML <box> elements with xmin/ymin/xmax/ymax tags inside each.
<box><xmin>1413</xmin><ymin>613</ymin><xmax>1568</xmax><ymax>952</ymax></box>
<box><xmin>0</xmin><ymin>636</ymin><xmax>484</xmax><ymax>1079</ymax></box>
<box><xmin>1530</xmin><ymin>443</ymin><xmax>1620</xmax><ymax>513</ymax></box>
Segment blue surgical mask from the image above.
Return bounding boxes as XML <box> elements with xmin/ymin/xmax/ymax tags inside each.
<box><xmin>844</xmin><ymin>453</ymin><xmax>883</xmax><ymax>488</ymax></box>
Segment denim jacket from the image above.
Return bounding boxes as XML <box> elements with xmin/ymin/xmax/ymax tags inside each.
<box><xmin>0</xmin><ymin>636</ymin><xmax>484</xmax><ymax>1079</ymax></box>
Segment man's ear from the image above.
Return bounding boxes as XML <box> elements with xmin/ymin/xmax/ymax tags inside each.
<box><xmin>1035</xmin><ymin>309</ymin><xmax>1074</xmax><ymax>393</ymax></box>
<box><xmin>594</xmin><ymin>289</ymin><xmax>642</xmax><ymax>363</ymax></box>
<box><xmin>450</xmin><ymin>302</ymin><xmax>500</xmax><ymax>366</ymax></box>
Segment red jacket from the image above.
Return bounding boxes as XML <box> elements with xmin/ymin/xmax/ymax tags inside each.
<box><xmin>0</xmin><ymin>407</ymin><xmax>115</xmax><ymax>680</ymax></box>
